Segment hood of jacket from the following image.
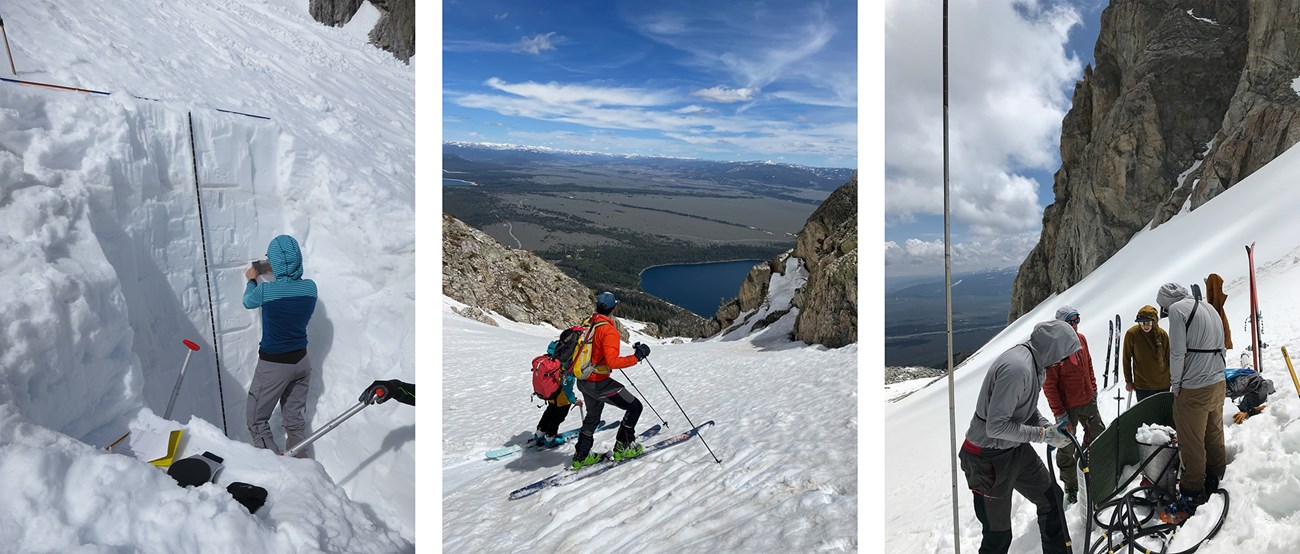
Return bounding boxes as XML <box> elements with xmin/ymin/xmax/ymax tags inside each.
<box><xmin>267</xmin><ymin>235</ymin><xmax>304</xmax><ymax>281</ymax></box>
<box><xmin>1137</xmin><ymin>305</ymin><xmax>1160</xmax><ymax>324</ymax></box>
<box><xmin>1027</xmin><ymin>319</ymin><xmax>1080</xmax><ymax>370</ymax></box>
<box><xmin>1157</xmin><ymin>282</ymin><xmax>1189</xmax><ymax>311</ymax></box>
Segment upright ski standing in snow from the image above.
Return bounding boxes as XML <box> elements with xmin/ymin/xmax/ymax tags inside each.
<box><xmin>1104</xmin><ymin>319</ymin><xmax>1114</xmax><ymax>389</ymax></box>
<box><xmin>1246</xmin><ymin>242</ymin><xmax>1264</xmax><ymax>373</ymax></box>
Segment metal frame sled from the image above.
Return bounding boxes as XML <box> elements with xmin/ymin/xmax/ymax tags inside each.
<box><xmin>1078</xmin><ymin>392</ymin><xmax>1229</xmax><ymax>554</ymax></box>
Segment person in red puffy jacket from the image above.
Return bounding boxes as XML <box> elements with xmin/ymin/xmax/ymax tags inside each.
<box><xmin>1043</xmin><ymin>306</ymin><xmax>1106</xmax><ymax>503</ymax></box>
<box><xmin>569</xmin><ymin>292</ymin><xmax>651</xmax><ymax>470</ymax></box>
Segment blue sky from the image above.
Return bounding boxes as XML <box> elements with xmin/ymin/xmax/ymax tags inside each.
<box><xmin>884</xmin><ymin>0</ymin><xmax>1106</xmax><ymax>278</ymax></box>
<box><xmin>443</xmin><ymin>0</ymin><xmax>856</xmax><ymax>168</ymax></box>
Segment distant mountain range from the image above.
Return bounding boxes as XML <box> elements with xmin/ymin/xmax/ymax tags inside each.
<box><xmin>444</xmin><ymin>141</ymin><xmax>855</xmax><ymax>192</ymax></box>
<box><xmin>885</xmin><ymin>267</ymin><xmax>1017</xmax><ymax>368</ymax></box>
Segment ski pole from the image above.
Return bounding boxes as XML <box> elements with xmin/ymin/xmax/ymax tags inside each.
<box><xmin>618</xmin><ymin>369</ymin><xmax>669</xmax><ymax>429</ymax></box>
<box><xmin>284</xmin><ymin>398</ymin><xmax>373</xmax><ymax>458</ymax></box>
<box><xmin>163</xmin><ymin>340</ymin><xmax>202</xmax><ymax>420</ymax></box>
<box><xmin>642</xmin><ymin>359</ymin><xmax>721</xmax><ymax>463</ymax></box>
<box><xmin>1282</xmin><ymin>347</ymin><xmax>1300</xmax><ymax>400</ymax></box>
<box><xmin>0</xmin><ymin>14</ymin><xmax>15</xmax><ymax>75</ymax></box>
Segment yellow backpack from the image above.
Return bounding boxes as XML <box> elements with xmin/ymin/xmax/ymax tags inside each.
<box><xmin>570</xmin><ymin>318</ymin><xmax>610</xmax><ymax>380</ymax></box>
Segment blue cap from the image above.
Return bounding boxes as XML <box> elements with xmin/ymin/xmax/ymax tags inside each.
<box><xmin>596</xmin><ymin>292</ymin><xmax>617</xmax><ymax>310</ymax></box>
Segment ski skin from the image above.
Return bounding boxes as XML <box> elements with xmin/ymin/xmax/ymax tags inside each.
<box><xmin>485</xmin><ymin>420</ymin><xmax>619</xmax><ymax>460</ymax></box>
<box><xmin>508</xmin><ymin>421</ymin><xmax>714</xmax><ymax>500</ymax></box>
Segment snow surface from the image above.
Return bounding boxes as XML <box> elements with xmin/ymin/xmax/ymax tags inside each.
<box><xmin>1136</xmin><ymin>424</ymin><xmax>1177</xmax><ymax>446</ymax></box>
<box><xmin>0</xmin><ymin>1</ymin><xmax>413</xmax><ymax>550</ymax></box>
<box><xmin>441</xmin><ymin>256</ymin><xmax>858</xmax><ymax>552</ymax></box>
<box><xmin>887</xmin><ymin>141</ymin><xmax>1300</xmax><ymax>552</ymax></box>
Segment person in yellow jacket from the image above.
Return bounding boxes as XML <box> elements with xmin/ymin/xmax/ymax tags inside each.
<box><xmin>1123</xmin><ymin>305</ymin><xmax>1171</xmax><ymax>401</ymax></box>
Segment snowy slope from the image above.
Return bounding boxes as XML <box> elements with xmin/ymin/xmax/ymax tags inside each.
<box><xmin>886</xmin><ymin>142</ymin><xmax>1300</xmax><ymax>553</ymax></box>
<box><xmin>0</xmin><ymin>1</ymin><xmax>413</xmax><ymax>550</ymax></box>
<box><xmin>441</xmin><ymin>259</ymin><xmax>857</xmax><ymax>552</ymax></box>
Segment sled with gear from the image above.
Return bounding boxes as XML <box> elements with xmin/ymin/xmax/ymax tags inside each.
<box><xmin>1075</xmin><ymin>392</ymin><xmax>1229</xmax><ymax>554</ymax></box>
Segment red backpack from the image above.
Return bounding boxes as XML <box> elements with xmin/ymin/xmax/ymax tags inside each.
<box><xmin>531</xmin><ymin>326</ymin><xmax>583</xmax><ymax>401</ymax></box>
<box><xmin>530</xmin><ymin>354</ymin><xmax>564</xmax><ymax>401</ymax></box>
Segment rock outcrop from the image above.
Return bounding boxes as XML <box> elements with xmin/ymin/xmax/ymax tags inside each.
<box><xmin>1011</xmin><ymin>0</ymin><xmax>1254</xmax><ymax>320</ymax></box>
<box><xmin>703</xmin><ymin>176</ymin><xmax>858</xmax><ymax>348</ymax></box>
<box><xmin>443</xmin><ymin>214</ymin><xmax>592</xmax><ymax>330</ymax></box>
<box><xmin>792</xmin><ymin>178</ymin><xmax>858</xmax><ymax>348</ymax></box>
<box><xmin>308</xmin><ymin>0</ymin><xmax>414</xmax><ymax>62</ymax></box>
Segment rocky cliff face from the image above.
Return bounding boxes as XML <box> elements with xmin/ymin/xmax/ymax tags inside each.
<box><xmin>792</xmin><ymin>178</ymin><xmax>858</xmax><ymax>348</ymax></box>
<box><xmin>703</xmin><ymin>177</ymin><xmax>858</xmax><ymax>348</ymax></box>
<box><xmin>1010</xmin><ymin>0</ymin><xmax>1269</xmax><ymax>320</ymax></box>
<box><xmin>309</xmin><ymin>0</ymin><xmax>414</xmax><ymax>62</ymax></box>
<box><xmin>442</xmin><ymin>214</ymin><xmax>593</xmax><ymax>330</ymax></box>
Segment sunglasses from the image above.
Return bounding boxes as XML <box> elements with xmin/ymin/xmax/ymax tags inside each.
<box><xmin>1066</xmin><ymin>315</ymin><xmax>1080</xmax><ymax>324</ymax></box>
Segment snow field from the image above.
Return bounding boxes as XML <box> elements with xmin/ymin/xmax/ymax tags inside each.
<box><xmin>442</xmin><ymin>284</ymin><xmax>857</xmax><ymax>552</ymax></box>
<box><xmin>1</xmin><ymin>0</ymin><xmax>413</xmax><ymax>549</ymax></box>
<box><xmin>887</xmin><ymin>141</ymin><xmax>1300</xmax><ymax>553</ymax></box>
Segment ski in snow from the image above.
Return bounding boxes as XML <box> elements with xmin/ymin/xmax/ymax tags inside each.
<box><xmin>1104</xmin><ymin>318</ymin><xmax>1114</xmax><ymax>389</ymax></box>
<box><xmin>484</xmin><ymin>420</ymin><xmax>619</xmax><ymax>460</ymax></box>
<box><xmin>1246</xmin><ymin>242</ymin><xmax>1265</xmax><ymax>373</ymax></box>
<box><xmin>508</xmin><ymin>421</ymin><xmax>713</xmax><ymax>500</ymax></box>
<box><xmin>1113</xmin><ymin>314</ymin><xmax>1121</xmax><ymax>385</ymax></box>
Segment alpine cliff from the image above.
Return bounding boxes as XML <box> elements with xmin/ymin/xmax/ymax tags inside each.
<box><xmin>1010</xmin><ymin>0</ymin><xmax>1300</xmax><ymax>320</ymax></box>
<box><xmin>703</xmin><ymin>176</ymin><xmax>858</xmax><ymax>348</ymax></box>
<box><xmin>443</xmin><ymin>214</ymin><xmax>594</xmax><ymax>330</ymax></box>
<box><xmin>309</xmin><ymin>0</ymin><xmax>414</xmax><ymax>62</ymax></box>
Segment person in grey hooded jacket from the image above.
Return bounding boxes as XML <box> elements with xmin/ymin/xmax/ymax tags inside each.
<box><xmin>959</xmin><ymin>319</ymin><xmax>1079</xmax><ymax>554</ymax></box>
<box><xmin>1155</xmin><ymin>282</ymin><xmax>1226</xmax><ymax>523</ymax></box>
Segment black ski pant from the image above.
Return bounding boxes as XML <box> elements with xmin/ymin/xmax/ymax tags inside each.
<box><xmin>959</xmin><ymin>442</ymin><xmax>1071</xmax><ymax>554</ymax></box>
<box><xmin>573</xmin><ymin>378</ymin><xmax>642</xmax><ymax>459</ymax></box>
<box><xmin>535</xmin><ymin>401</ymin><xmax>572</xmax><ymax>437</ymax></box>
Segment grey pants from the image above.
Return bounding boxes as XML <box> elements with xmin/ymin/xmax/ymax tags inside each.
<box><xmin>246</xmin><ymin>356</ymin><xmax>311</xmax><ymax>454</ymax></box>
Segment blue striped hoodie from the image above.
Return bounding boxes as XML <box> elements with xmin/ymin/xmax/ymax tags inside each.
<box><xmin>243</xmin><ymin>235</ymin><xmax>317</xmax><ymax>354</ymax></box>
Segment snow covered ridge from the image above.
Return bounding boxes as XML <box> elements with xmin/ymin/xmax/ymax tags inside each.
<box><xmin>445</xmin><ymin>140</ymin><xmax>852</xmax><ymax>173</ymax></box>
<box><xmin>886</xmin><ymin>140</ymin><xmax>1300</xmax><ymax>552</ymax></box>
<box><xmin>0</xmin><ymin>1</ymin><xmax>413</xmax><ymax>550</ymax></box>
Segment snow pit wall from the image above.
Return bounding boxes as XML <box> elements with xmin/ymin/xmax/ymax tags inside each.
<box><xmin>0</xmin><ymin>85</ymin><xmax>414</xmax><ymax>538</ymax></box>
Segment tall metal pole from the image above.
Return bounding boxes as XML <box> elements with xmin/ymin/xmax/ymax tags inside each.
<box><xmin>943</xmin><ymin>1</ymin><xmax>961</xmax><ymax>551</ymax></box>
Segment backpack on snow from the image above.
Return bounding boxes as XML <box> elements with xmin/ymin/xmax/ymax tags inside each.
<box><xmin>531</xmin><ymin>327</ymin><xmax>583</xmax><ymax>401</ymax></box>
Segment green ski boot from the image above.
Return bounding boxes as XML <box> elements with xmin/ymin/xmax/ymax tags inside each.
<box><xmin>569</xmin><ymin>452</ymin><xmax>601</xmax><ymax>471</ymax></box>
<box><xmin>611</xmin><ymin>441</ymin><xmax>644</xmax><ymax>462</ymax></box>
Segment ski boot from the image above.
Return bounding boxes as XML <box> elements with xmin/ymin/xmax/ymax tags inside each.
<box><xmin>610</xmin><ymin>441</ymin><xmax>645</xmax><ymax>462</ymax></box>
<box><xmin>569</xmin><ymin>452</ymin><xmax>602</xmax><ymax>471</ymax></box>
<box><xmin>1158</xmin><ymin>492</ymin><xmax>1201</xmax><ymax>525</ymax></box>
<box><xmin>533</xmin><ymin>432</ymin><xmax>565</xmax><ymax>449</ymax></box>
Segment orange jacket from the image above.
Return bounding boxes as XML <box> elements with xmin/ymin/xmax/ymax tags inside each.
<box><xmin>1043</xmin><ymin>332</ymin><xmax>1098</xmax><ymax>416</ymax></box>
<box><xmin>586</xmin><ymin>314</ymin><xmax>638</xmax><ymax>382</ymax></box>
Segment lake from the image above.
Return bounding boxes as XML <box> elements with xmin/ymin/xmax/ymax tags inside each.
<box><xmin>640</xmin><ymin>260</ymin><xmax>764</xmax><ymax>317</ymax></box>
<box><xmin>443</xmin><ymin>178</ymin><xmax>474</xmax><ymax>186</ymax></box>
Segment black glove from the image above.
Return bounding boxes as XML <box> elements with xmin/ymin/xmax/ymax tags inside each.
<box><xmin>633</xmin><ymin>342</ymin><xmax>650</xmax><ymax>361</ymax></box>
<box><xmin>360</xmin><ymin>379</ymin><xmax>416</xmax><ymax>406</ymax></box>
<box><xmin>360</xmin><ymin>380</ymin><xmax>393</xmax><ymax>404</ymax></box>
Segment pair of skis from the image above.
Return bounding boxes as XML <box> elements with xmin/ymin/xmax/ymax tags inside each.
<box><xmin>508</xmin><ymin>420</ymin><xmax>715</xmax><ymax>500</ymax></box>
<box><xmin>1102</xmin><ymin>314</ymin><xmax>1120</xmax><ymax>392</ymax></box>
<box><xmin>1246</xmin><ymin>242</ymin><xmax>1265</xmax><ymax>373</ymax></box>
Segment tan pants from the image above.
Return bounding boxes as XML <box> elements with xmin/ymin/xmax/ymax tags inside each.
<box><xmin>1172</xmin><ymin>380</ymin><xmax>1227</xmax><ymax>493</ymax></box>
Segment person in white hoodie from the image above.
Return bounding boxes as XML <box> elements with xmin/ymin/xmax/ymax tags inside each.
<box><xmin>1156</xmin><ymin>282</ymin><xmax>1227</xmax><ymax>524</ymax></box>
<box><xmin>959</xmin><ymin>319</ymin><xmax>1078</xmax><ymax>554</ymax></box>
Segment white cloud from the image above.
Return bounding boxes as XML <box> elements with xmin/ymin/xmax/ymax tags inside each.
<box><xmin>884</xmin><ymin>0</ymin><xmax>1082</xmax><ymax>235</ymax></box>
<box><xmin>482</xmin><ymin>77</ymin><xmax>676</xmax><ymax>107</ymax></box>
<box><xmin>514</xmin><ymin>32</ymin><xmax>562</xmax><ymax>55</ymax></box>
<box><xmin>675</xmin><ymin>105</ymin><xmax>708</xmax><ymax>114</ymax></box>
<box><xmin>690</xmin><ymin>86</ymin><xmax>759</xmax><ymax>103</ymax></box>
<box><xmin>495</xmin><ymin>12</ymin><xmax>508</xmax><ymax>20</ymax></box>
<box><xmin>885</xmin><ymin>232</ymin><xmax>1041</xmax><ymax>277</ymax></box>
<box><xmin>626</xmin><ymin>4</ymin><xmax>854</xmax><ymax>109</ymax></box>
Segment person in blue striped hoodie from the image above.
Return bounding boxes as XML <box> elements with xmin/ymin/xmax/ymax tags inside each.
<box><xmin>243</xmin><ymin>235</ymin><xmax>318</xmax><ymax>456</ymax></box>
